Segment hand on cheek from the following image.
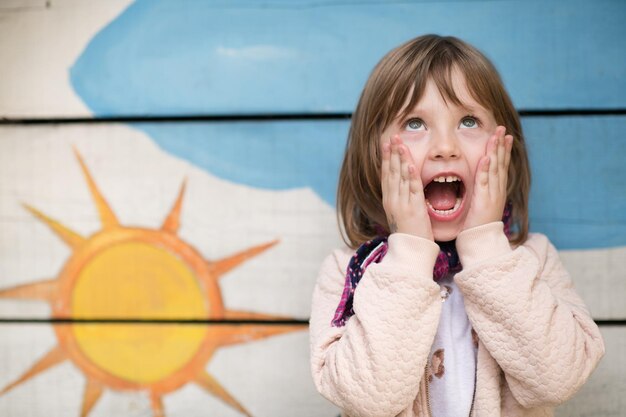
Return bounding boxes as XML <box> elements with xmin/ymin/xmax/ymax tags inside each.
<box><xmin>381</xmin><ymin>135</ymin><xmax>434</xmax><ymax>240</ymax></box>
<box><xmin>462</xmin><ymin>126</ymin><xmax>513</xmax><ymax>231</ymax></box>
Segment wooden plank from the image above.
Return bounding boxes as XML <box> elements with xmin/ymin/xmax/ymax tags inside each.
<box><xmin>1</xmin><ymin>116</ymin><xmax>624</xmax><ymax>320</ymax></box>
<box><xmin>0</xmin><ymin>0</ymin><xmax>133</xmax><ymax>118</ymax></box>
<box><xmin>0</xmin><ymin>322</ymin><xmax>335</xmax><ymax>417</ymax></box>
<box><xmin>0</xmin><ymin>323</ymin><xmax>621</xmax><ymax>416</ymax></box>
<box><xmin>0</xmin><ymin>0</ymin><xmax>45</xmax><ymax>9</ymax></box>
<box><xmin>0</xmin><ymin>123</ymin><xmax>342</xmax><ymax>321</ymax></box>
<box><xmin>555</xmin><ymin>326</ymin><xmax>626</xmax><ymax>417</ymax></box>
<box><xmin>524</xmin><ymin>116</ymin><xmax>626</xmax><ymax>250</ymax></box>
<box><xmin>1</xmin><ymin>0</ymin><xmax>625</xmax><ymax>117</ymax></box>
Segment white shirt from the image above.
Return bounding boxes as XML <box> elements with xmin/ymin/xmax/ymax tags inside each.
<box><xmin>427</xmin><ymin>273</ymin><xmax>478</xmax><ymax>417</ymax></box>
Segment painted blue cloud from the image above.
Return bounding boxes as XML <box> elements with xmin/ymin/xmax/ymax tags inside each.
<box><xmin>69</xmin><ymin>0</ymin><xmax>626</xmax><ymax>114</ymax></box>
<box><xmin>68</xmin><ymin>0</ymin><xmax>626</xmax><ymax>250</ymax></box>
<box><xmin>137</xmin><ymin>120</ymin><xmax>348</xmax><ymax>206</ymax></box>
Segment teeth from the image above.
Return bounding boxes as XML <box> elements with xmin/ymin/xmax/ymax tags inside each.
<box><xmin>426</xmin><ymin>198</ymin><xmax>462</xmax><ymax>215</ymax></box>
<box><xmin>432</xmin><ymin>175</ymin><xmax>460</xmax><ymax>183</ymax></box>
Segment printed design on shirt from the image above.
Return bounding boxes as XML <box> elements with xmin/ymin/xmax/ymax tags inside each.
<box><xmin>439</xmin><ymin>284</ymin><xmax>453</xmax><ymax>302</ymax></box>
<box><xmin>428</xmin><ymin>348</ymin><xmax>445</xmax><ymax>382</ymax></box>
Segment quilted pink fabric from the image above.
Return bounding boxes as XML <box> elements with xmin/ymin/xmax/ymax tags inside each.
<box><xmin>309</xmin><ymin>222</ymin><xmax>605</xmax><ymax>417</ymax></box>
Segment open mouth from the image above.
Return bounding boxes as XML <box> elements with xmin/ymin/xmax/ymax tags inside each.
<box><xmin>424</xmin><ymin>175</ymin><xmax>466</xmax><ymax>217</ymax></box>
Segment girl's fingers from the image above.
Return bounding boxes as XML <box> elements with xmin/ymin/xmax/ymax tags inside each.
<box><xmin>380</xmin><ymin>136</ymin><xmax>432</xmax><ymax>239</ymax></box>
<box><xmin>389</xmin><ymin>138</ymin><xmax>401</xmax><ymax>184</ymax></box>
<box><xmin>398</xmin><ymin>139</ymin><xmax>420</xmax><ymax>203</ymax></box>
<box><xmin>495</xmin><ymin>129</ymin><xmax>506</xmax><ymax>194</ymax></box>
<box><xmin>477</xmin><ymin>155</ymin><xmax>490</xmax><ymax>188</ymax></box>
<box><xmin>488</xmin><ymin>132</ymin><xmax>500</xmax><ymax>197</ymax></box>
<box><xmin>401</xmin><ymin>143</ymin><xmax>424</xmax><ymax>199</ymax></box>
<box><xmin>408</xmin><ymin>164</ymin><xmax>421</xmax><ymax>195</ymax></box>
<box><xmin>504</xmin><ymin>134</ymin><xmax>513</xmax><ymax>171</ymax></box>
<box><xmin>500</xmin><ymin>134</ymin><xmax>513</xmax><ymax>191</ymax></box>
<box><xmin>399</xmin><ymin>145</ymin><xmax>410</xmax><ymax>201</ymax></box>
<box><xmin>384</xmin><ymin>136</ymin><xmax>402</xmax><ymax>209</ymax></box>
<box><xmin>497</xmin><ymin>129</ymin><xmax>506</xmax><ymax>172</ymax></box>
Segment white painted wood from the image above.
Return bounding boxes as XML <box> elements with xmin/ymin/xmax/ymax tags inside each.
<box><xmin>560</xmin><ymin>247</ymin><xmax>626</xmax><ymax>321</ymax></box>
<box><xmin>0</xmin><ymin>0</ymin><xmax>133</xmax><ymax>118</ymax></box>
<box><xmin>0</xmin><ymin>124</ymin><xmax>342</xmax><ymax>319</ymax></box>
<box><xmin>0</xmin><ymin>323</ymin><xmax>338</xmax><ymax>417</ymax></box>
<box><xmin>556</xmin><ymin>326</ymin><xmax>625</xmax><ymax>417</ymax></box>
<box><xmin>0</xmin><ymin>323</ymin><xmax>621</xmax><ymax>416</ymax></box>
<box><xmin>1</xmin><ymin>1</ymin><xmax>624</xmax><ymax>117</ymax></box>
<box><xmin>0</xmin><ymin>0</ymin><xmax>45</xmax><ymax>9</ymax></box>
<box><xmin>0</xmin><ymin>323</ymin><xmax>86</xmax><ymax>416</ymax></box>
<box><xmin>1</xmin><ymin>122</ymin><xmax>623</xmax><ymax>320</ymax></box>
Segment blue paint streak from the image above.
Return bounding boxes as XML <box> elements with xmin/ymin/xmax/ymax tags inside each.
<box><xmin>137</xmin><ymin>121</ymin><xmax>348</xmax><ymax>206</ymax></box>
<box><xmin>136</xmin><ymin>117</ymin><xmax>626</xmax><ymax>250</ymax></box>
<box><xmin>67</xmin><ymin>1</ymin><xmax>626</xmax><ymax>251</ymax></box>
<box><xmin>524</xmin><ymin>116</ymin><xmax>626</xmax><ymax>250</ymax></box>
<box><xmin>69</xmin><ymin>0</ymin><xmax>626</xmax><ymax>115</ymax></box>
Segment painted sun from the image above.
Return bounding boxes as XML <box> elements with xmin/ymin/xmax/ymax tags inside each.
<box><xmin>0</xmin><ymin>146</ymin><xmax>304</xmax><ymax>416</ymax></box>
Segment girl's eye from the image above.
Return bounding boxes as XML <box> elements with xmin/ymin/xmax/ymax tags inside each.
<box><xmin>460</xmin><ymin>116</ymin><xmax>479</xmax><ymax>129</ymax></box>
<box><xmin>405</xmin><ymin>118</ymin><xmax>425</xmax><ymax>131</ymax></box>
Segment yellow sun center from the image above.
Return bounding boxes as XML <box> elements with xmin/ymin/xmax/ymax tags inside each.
<box><xmin>71</xmin><ymin>242</ymin><xmax>208</xmax><ymax>383</ymax></box>
<box><xmin>0</xmin><ymin>147</ymin><xmax>302</xmax><ymax>416</ymax></box>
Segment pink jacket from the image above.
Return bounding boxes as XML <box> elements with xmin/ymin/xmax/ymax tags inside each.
<box><xmin>309</xmin><ymin>222</ymin><xmax>605</xmax><ymax>417</ymax></box>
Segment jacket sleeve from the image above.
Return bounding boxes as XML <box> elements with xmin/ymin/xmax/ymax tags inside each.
<box><xmin>454</xmin><ymin>222</ymin><xmax>605</xmax><ymax>408</ymax></box>
<box><xmin>309</xmin><ymin>233</ymin><xmax>441</xmax><ymax>417</ymax></box>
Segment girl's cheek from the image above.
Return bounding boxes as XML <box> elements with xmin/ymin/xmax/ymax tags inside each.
<box><xmin>459</xmin><ymin>130</ymin><xmax>492</xmax><ymax>156</ymax></box>
<box><xmin>398</xmin><ymin>130</ymin><xmax>427</xmax><ymax>143</ymax></box>
<box><xmin>458</xmin><ymin>129</ymin><xmax>490</xmax><ymax>142</ymax></box>
<box><xmin>403</xmin><ymin>138</ymin><xmax>429</xmax><ymax>163</ymax></box>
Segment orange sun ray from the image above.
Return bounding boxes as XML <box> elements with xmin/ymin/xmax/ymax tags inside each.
<box><xmin>0</xmin><ymin>345</ymin><xmax>68</xmax><ymax>395</ymax></box>
<box><xmin>150</xmin><ymin>392</ymin><xmax>165</xmax><ymax>417</ymax></box>
<box><xmin>0</xmin><ymin>147</ymin><xmax>304</xmax><ymax>416</ymax></box>
<box><xmin>209</xmin><ymin>324</ymin><xmax>305</xmax><ymax>349</ymax></box>
<box><xmin>0</xmin><ymin>278</ymin><xmax>58</xmax><ymax>302</ymax></box>
<box><xmin>80</xmin><ymin>378</ymin><xmax>104</xmax><ymax>417</ymax></box>
<box><xmin>161</xmin><ymin>178</ymin><xmax>187</xmax><ymax>234</ymax></box>
<box><xmin>208</xmin><ymin>240</ymin><xmax>279</xmax><ymax>279</ymax></box>
<box><xmin>72</xmin><ymin>145</ymin><xmax>120</xmax><ymax>230</ymax></box>
<box><xmin>195</xmin><ymin>370</ymin><xmax>252</xmax><ymax>417</ymax></box>
<box><xmin>21</xmin><ymin>203</ymin><xmax>85</xmax><ymax>249</ymax></box>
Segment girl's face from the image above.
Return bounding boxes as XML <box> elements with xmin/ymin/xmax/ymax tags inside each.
<box><xmin>381</xmin><ymin>70</ymin><xmax>498</xmax><ymax>242</ymax></box>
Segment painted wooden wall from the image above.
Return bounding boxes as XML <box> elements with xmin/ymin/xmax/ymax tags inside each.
<box><xmin>0</xmin><ymin>0</ymin><xmax>624</xmax><ymax>416</ymax></box>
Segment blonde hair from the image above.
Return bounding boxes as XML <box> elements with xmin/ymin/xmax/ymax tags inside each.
<box><xmin>337</xmin><ymin>34</ymin><xmax>531</xmax><ymax>248</ymax></box>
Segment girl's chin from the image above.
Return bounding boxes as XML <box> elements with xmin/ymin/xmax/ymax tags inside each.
<box><xmin>431</xmin><ymin>222</ymin><xmax>463</xmax><ymax>243</ymax></box>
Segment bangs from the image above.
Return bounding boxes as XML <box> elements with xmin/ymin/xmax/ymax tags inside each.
<box><xmin>338</xmin><ymin>34</ymin><xmax>529</xmax><ymax>248</ymax></box>
<box><xmin>389</xmin><ymin>44</ymin><xmax>496</xmax><ymax>126</ymax></box>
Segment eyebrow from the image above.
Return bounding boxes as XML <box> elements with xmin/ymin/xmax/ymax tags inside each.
<box><xmin>400</xmin><ymin>102</ymin><xmax>487</xmax><ymax>119</ymax></box>
<box><xmin>458</xmin><ymin>102</ymin><xmax>490</xmax><ymax>115</ymax></box>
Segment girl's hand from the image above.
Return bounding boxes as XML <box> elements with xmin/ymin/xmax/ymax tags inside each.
<box><xmin>463</xmin><ymin>126</ymin><xmax>513</xmax><ymax>231</ymax></box>
<box><xmin>381</xmin><ymin>135</ymin><xmax>434</xmax><ymax>240</ymax></box>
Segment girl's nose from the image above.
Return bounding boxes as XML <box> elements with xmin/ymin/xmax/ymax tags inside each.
<box><xmin>429</xmin><ymin>131</ymin><xmax>460</xmax><ymax>160</ymax></box>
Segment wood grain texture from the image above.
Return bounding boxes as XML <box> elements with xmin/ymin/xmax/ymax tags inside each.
<box><xmin>0</xmin><ymin>322</ymin><xmax>333</xmax><ymax>417</ymax></box>
<box><xmin>1</xmin><ymin>117</ymin><xmax>623</xmax><ymax>318</ymax></box>
<box><xmin>0</xmin><ymin>122</ymin><xmax>342</xmax><ymax>321</ymax></box>
<box><xmin>0</xmin><ymin>0</ymin><xmax>132</xmax><ymax>118</ymax></box>
<box><xmin>556</xmin><ymin>326</ymin><xmax>626</xmax><ymax>417</ymax></box>
<box><xmin>0</xmin><ymin>0</ymin><xmax>624</xmax><ymax>117</ymax></box>
<box><xmin>0</xmin><ymin>1</ymin><xmax>622</xmax><ymax>416</ymax></box>
<box><xmin>0</xmin><ymin>323</ymin><xmax>621</xmax><ymax>416</ymax></box>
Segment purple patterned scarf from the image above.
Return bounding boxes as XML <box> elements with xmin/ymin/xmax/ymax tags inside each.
<box><xmin>331</xmin><ymin>204</ymin><xmax>512</xmax><ymax>327</ymax></box>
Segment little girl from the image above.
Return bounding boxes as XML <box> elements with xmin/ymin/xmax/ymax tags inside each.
<box><xmin>309</xmin><ymin>35</ymin><xmax>605</xmax><ymax>417</ymax></box>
